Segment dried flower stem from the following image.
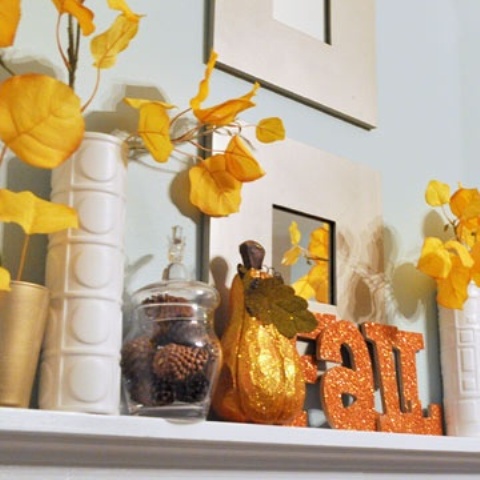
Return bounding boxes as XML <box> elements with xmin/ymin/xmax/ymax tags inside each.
<box><xmin>0</xmin><ymin>143</ymin><xmax>8</xmax><ymax>168</ymax></box>
<box><xmin>81</xmin><ymin>67</ymin><xmax>101</xmax><ymax>112</ymax></box>
<box><xmin>16</xmin><ymin>234</ymin><xmax>30</xmax><ymax>281</ymax></box>
<box><xmin>0</xmin><ymin>55</ymin><xmax>15</xmax><ymax>76</ymax></box>
<box><xmin>67</xmin><ymin>15</ymin><xmax>81</xmax><ymax>89</ymax></box>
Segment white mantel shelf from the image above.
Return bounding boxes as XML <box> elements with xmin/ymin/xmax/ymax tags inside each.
<box><xmin>1</xmin><ymin>408</ymin><xmax>480</xmax><ymax>474</ymax></box>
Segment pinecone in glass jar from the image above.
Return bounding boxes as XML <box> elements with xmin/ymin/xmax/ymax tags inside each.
<box><xmin>154</xmin><ymin>378</ymin><xmax>176</xmax><ymax>405</ymax></box>
<box><xmin>177</xmin><ymin>372</ymin><xmax>210</xmax><ymax>403</ymax></box>
<box><xmin>121</xmin><ymin>335</ymin><xmax>154</xmax><ymax>383</ymax></box>
<box><xmin>142</xmin><ymin>294</ymin><xmax>194</xmax><ymax>321</ymax></box>
<box><xmin>152</xmin><ymin>343</ymin><xmax>209</xmax><ymax>382</ymax></box>
<box><xmin>121</xmin><ymin>335</ymin><xmax>158</xmax><ymax>407</ymax></box>
<box><xmin>152</xmin><ymin>319</ymin><xmax>208</xmax><ymax>347</ymax></box>
<box><xmin>127</xmin><ymin>378</ymin><xmax>158</xmax><ymax>407</ymax></box>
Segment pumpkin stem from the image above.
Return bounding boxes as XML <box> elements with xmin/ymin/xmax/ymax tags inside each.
<box><xmin>239</xmin><ymin>240</ymin><xmax>265</xmax><ymax>270</ymax></box>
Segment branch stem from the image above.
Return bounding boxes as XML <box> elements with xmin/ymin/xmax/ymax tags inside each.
<box><xmin>16</xmin><ymin>235</ymin><xmax>30</xmax><ymax>282</ymax></box>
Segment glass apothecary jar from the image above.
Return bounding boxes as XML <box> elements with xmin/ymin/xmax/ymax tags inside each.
<box><xmin>121</xmin><ymin>280</ymin><xmax>222</xmax><ymax>420</ymax></box>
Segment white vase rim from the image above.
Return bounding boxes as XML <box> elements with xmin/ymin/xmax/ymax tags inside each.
<box><xmin>83</xmin><ymin>131</ymin><xmax>125</xmax><ymax>146</ymax></box>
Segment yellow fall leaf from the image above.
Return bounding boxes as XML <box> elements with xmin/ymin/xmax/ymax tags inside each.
<box><xmin>281</xmin><ymin>245</ymin><xmax>302</xmax><ymax>266</ymax></box>
<box><xmin>436</xmin><ymin>257</ymin><xmax>471</xmax><ymax>309</ymax></box>
<box><xmin>51</xmin><ymin>0</ymin><xmax>95</xmax><ymax>36</ymax></box>
<box><xmin>124</xmin><ymin>97</ymin><xmax>175</xmax><ymax>110</ymax></box>
<box><xmin>90</xmin><ymin>13</ymin><xmax>140</xmax><ymax>69</ymax></box>
<box><xmin>190</xmin><ymin>51</ymin><xmax>217</xmax><ymax>112</ymax></box>
<box><xmin>289</xmin><ymin>221</ymin><xmax>301</xmax><ymax>245</ymax></box>
<box><xmin>0</xmin><ymin>0</ymin><xmax>21</xmax><ymax>47</ymax></box>
<box><xmin>308</xmin><ymin>263</ymin><xmax>329</xmax><ymax>303</ymax></box>
<box><xmin>450</xmin><ymin>186</ymin><xmax>480</xmax><ymax>220</ymax></box>
<box><xmin>128</xmin><ymin>101</ymin><xmax>173</xmax><ymax>163</ymax></box>
<box><xmin>309</xmin><ymin>225</ymin><xmax>329</xmax><ymax>261</ymax></box>
<box><xmin>292</xmin><ymin>274</ymin><xmax>315</xmax><ymax>300</ymax></box>
<box><xmin>107</xmin><ymin>0</ymin><xmax>138</xmax><ymax>21</ymax></box>
<box><xmin>417</xmin><ymin>237</ymin><xmax>452</xmax><ymax>279</ymax></box>
<box><xmin>0</xmin><ymin>74</ymin><xmax>84</xmax><ymax>169</ymax></box>
<box><xmin>455</xmin><ymin>216</ymin><xmax>480</xmax><ymax>249</ymax></box>
<box><xmin>0</xmin><ymin>189</ymin><xmax>78</xmax><ymax>234</ymax></box>
<box><xmin>256</xmin><ymin>117</ymin><xmax>285</xmax><ymax>143</ymax></box>
<box><xmin>190</xmin><ymin>51</ymin><xmax>259</xmax><ymax>126</ymax></box>
<box><xmin>425</xmin><ymin>180</ymin><xmax>450</xmax><ymax>207</ymax></box>
<box><xmin>444</xmin><ymin>239</ymin><xmax>474</xmax><ymax>268</ymax></box>
<box><xmin>471</xmin><ymin>242</ymin><xmax>480</xmax><ymax>286</ymax></box>
<box><xmin>193</xmin><ymin>86</ymin><xmax>259</xmax><ymax>126</ymax></box>
<box><xmin>0</xmin><ymin>267</ymin><xmax>11</xmax><ymax>291</ymax></box>
<box><xmin>225</xmin><ymin>136</ymin><xmax>264</xmax><ymax>182</ymax></box>
<box><xmin>189</xmin><ymin>155</ymin><xmax>242</xmax><ymax>216</ymax></box>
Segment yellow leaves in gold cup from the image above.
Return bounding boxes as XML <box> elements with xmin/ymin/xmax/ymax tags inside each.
<box><xmin>189</xmin><ymin>155</ymin><xmax>242</xmax><ymax>216</ymax></box>
<box><xmin>0</xmin><ymin>189</ymin><xmax>78</xmax><ymax>235</ymax></box>
<box><xmin>0</xmin><ymin>74</ymin><xmax>84</xmax><ymax>169</ymax></box>
<box><xmin>51</xmin><ymin>0</ymin><xmax>95</xmax><ymax>36</ymax></box>
<box><xmin>0</xmin><ymin>0</ymin><xmax>21</xmax><ymax>47</ymax></box>
<box><xmin>0</xmin><ymin>267</ymin><xmax>11</xmax><ymax>291</ymax></box>
<box><xmin>0</xmin><ymin>189</ymin><xmax>78</xmax><ymax>290</ymax></box>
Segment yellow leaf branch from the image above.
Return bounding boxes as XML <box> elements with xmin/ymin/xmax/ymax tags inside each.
<box><xmin>126</xmin><ymin>50</ymin><xmax>286</xmax><ymax>217</ymax></box>
<box><xmin>417</xmin><ymin>179</ymin><xmax>480</xmax><ymax>308</ymax></box>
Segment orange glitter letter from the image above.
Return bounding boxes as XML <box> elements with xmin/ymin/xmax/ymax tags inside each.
<box><xmin>362</xmin><ymin>322</ymin><xmax>443</xmax><ymax>435</ymax></box>
<box><xmin>318</xmin><ymin>320</ymin><xmax>377</xmax><ymax>431</ymax></box>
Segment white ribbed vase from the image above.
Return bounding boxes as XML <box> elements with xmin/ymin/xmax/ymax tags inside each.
<box><xmin>39</xmin><ymin>132</ymin><xmax>127</xmax><ymax>414</ymax></box>
<box><xmin>438</xmin><ymin>283</ymin><xmax>480</xmax><ymax>436</ymax></box>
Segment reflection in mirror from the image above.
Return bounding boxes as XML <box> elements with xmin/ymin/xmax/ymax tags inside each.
<box><xmin>272</xmin><ymin>204</ymin><xmax>336</xmax><ymax>305</ymax></box>
<box><xmin>272</xmin><ymin>0</ymin><xmax>331</xmax><ymax>44</ymax></box>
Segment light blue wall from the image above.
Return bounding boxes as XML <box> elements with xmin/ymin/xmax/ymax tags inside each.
<box><xmin>2</xmin><ymin>1</ymin><xmax>476</xmax><ymax>406</ymax></box>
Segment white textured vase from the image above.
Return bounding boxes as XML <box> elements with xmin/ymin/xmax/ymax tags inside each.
<box><xmin>39</xmin><ymin>132</ymin><xmax>127</xmax><ymax>414</ymax></box>
<box><xmin>438</xmin><ymin>282</ymin><xmax>480</xmax><ymax>436</ymax></box>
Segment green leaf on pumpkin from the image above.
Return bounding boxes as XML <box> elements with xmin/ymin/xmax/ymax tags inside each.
<box><xmin>238</xmin><ymin>265</ymin><xmax>317</xmax><ymax>338</ymax></box>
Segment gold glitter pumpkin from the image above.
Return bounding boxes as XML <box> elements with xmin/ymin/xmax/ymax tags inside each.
<box><xmin>212</xmin><ymin>243</ymin><xmax>306</xmax><ymax>425</ymax></box>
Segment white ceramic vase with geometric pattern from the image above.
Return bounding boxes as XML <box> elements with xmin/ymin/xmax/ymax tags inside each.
<box><xmin>438</xmin><ymin>282</ymin><xmax>480</xmax><ymax>436</ymax></box>
<box><xmin>39</xmin><ymin>132</ymin><xmax>128</xmax><ymax>414</ymax></box>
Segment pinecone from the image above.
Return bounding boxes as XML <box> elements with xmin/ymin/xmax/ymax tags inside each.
<box><xmin>121</xmin><ymin>335</ymin><xmax>155</xmax><ymax>383</ymax></box>
<box><xmin>177</xmin><ymin>372</ymin><xmax>210</xmax><ymax>403</ymax></box>
<box><xmin>152</xmin><ymin>343</ymin><xmax>209</xmax><ymax>382</ymax></box>
<box><xmin>141</xmin><ymin>294</ymin><xmax>194</xmax><ymax>321</ymax></box>
<box><xmin>121</xmin><ymin>335</ymin><xmax>159</xmax><ymax>407</ymax></box>
<box><xmin>152</xmin><ymin>319</ymin><xmax>208</xmax><ymax>347</ymax></box>
<box><xmin>154</xmin><ymin>379</ymin><xmax>176</xmax><ymax>405</ymax></box>
<box><xmin>127</xmin><ymin>378</ymin><xmax>157</xmax><ymax>407</ymax></box>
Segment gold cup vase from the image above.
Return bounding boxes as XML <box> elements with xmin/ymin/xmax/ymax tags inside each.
<box><xmin>0</xmin><ymin>280</ymin><xmax>49</xmax><ymax>408</ymax></box>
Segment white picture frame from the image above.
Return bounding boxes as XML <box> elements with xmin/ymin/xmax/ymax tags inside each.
<box><xmin>207</xmin><ymin>0</ymin><xmax>377</xmax><ymax>129</ymax></box>
<box><xmin>204</xmin><ymin>132</ymin><xmax>385</xmax><ymax>328</ymax></box>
